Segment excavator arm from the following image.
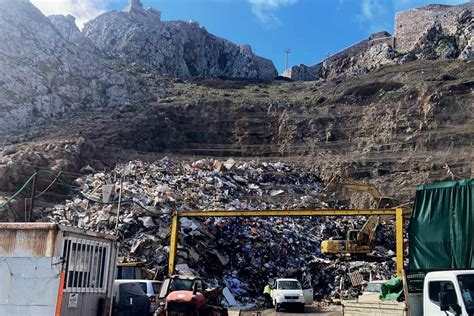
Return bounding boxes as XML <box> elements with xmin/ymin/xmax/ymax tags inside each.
<box><xmin>342</xmin><ymin>182</ymin><xmax>388</xmax><ymax>208</ymax></box>
<box><xmin>321</xmin><ymin>181</ymin><xmax>392</xmax><ymax>255</ymax></box>
<box><xmin>356</xmin><ymin>215</ymin><xmax>380</xmax><ymax>244</ymax></box>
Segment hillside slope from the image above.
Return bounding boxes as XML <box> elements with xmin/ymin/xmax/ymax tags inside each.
<box><xmin>1</xmin><ymin>59</ymin><xmax>472</xmax><ymax>211</ymax></box>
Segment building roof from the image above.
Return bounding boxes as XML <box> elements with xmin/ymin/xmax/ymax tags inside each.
<box><xmin>0</xmin><ymin>222</ymin><xmax>118</xmax><ymax>241</ymax></box>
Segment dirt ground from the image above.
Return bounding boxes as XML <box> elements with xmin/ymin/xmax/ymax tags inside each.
<box><xmin>240</xmin><ymin>306</ymin><xmax>343</xmax><ymax>316</ymax></box>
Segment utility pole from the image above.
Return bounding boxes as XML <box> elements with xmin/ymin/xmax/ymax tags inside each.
<box><xmin>284</xmin><ymin>49</ymin><xmax>291</xmax><ymax>70</ymax></box>
<box><xmin>115</xmin><ymin>177</ymin><xmax>123</xmax><ymax>234</ymax></box>
<box><xmin>28</xmin><ymin>171</ymin><xmax>38</xmax><ymax>222</ymax></box>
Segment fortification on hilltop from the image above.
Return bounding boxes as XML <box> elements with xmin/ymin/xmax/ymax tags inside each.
<box><xmin>395</xmin><ymin>2</ymin><xmax>474</xmax><ymax>53</ymax></box>
<box><xmin>124</xmin><ymin>0</ymin><xmax>161</xmax><ymax>20</ymax></box>
<box><xmin>283</xmin><ymin>1</ymin><xmax>474</xmax><ymax>81</ymax></box>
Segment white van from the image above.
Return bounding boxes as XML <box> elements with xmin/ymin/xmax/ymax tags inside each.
<box><xmin>271</xmin><ymin>278</ymin><xmax>306</xmax><ymax>312</ymax></box>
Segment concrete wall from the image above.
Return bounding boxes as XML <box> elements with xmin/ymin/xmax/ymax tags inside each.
<box><xmin>282</xmin><ymin>64</ymin><xmax>322</xmax><ymax>81</ymax></box>
<box><xmin>342</xmin><ymin>301</ymin><xmax>408</xmax><ymax>316</ymax></box>
<box><xmin>395</xmin><ymin>2</ymin><xmax>474</xmax><ymax>53</ymax></box>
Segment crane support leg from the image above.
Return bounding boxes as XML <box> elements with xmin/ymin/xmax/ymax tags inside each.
<box><xmin>168</xmin><ymin>213</ymin><xmax>179</xmax><ymax>276</ymax></box>
<box><xmin>396</xmin><ymin>208</ymin><xmax>404</xmax><ymax>277</ymax></box>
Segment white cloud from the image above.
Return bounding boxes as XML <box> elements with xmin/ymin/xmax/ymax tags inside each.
<box><xmin>360</xmin><ymin>0</ymin><xmax>386</xmax><ymax>21</ymax></box>
<box><xmin>356</xmin><ymin>0</ymin><xmax>392</xmax><ymax>33</ymax></box>
<box><xmin>30</xmin><ymin>0</ymin><xmax>107</xmax><ymax>29</ymax></box>
<box><xmin>248</xmin><ymin>0</ymin><xmax>297</xmax><ymax>27</ymax></box>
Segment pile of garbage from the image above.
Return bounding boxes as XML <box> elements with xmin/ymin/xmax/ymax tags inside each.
<box><xmin>41</xmin><ymin>158</ymin><xmax>396</xmax><ymax>304</ymax></box>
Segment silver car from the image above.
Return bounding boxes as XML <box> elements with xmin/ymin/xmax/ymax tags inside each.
<box><xmin>116</xmin><ymin>279</ymin><xmax>163</xmax><ymax>314</ymax></box>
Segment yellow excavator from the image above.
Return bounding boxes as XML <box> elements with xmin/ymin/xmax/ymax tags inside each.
<box><xmin>320</xmin><ymin>182</ymin><xmax>399</xmax><ymax>255</ymax></box>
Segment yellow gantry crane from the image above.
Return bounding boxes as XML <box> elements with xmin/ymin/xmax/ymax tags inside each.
<box><xmin>167</xmin><ymin>208</ymin><xmax>405</xmax><ymax>278</ymax></box>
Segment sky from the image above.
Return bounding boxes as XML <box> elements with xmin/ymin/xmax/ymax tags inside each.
<box><xmin>30</xmin><ymin>0</ymin><xmax>469</xmax><ymax>73</ymax></box>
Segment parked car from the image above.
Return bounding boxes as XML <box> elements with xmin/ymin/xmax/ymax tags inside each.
<box><xmin>113</xmin><ymin>279</ymin><xmax>162</xmax><ymax>315</ymax></box>
<box><xmin>271</xmin><ymin>278</ymin><xmax>306</xmax><ymax>312</ymax></box>
<box><xmin>112</xmin><ymin>280</ymin><xmax>151</xmax><ymax>316</ymax></box>
<box><xmin>137</xmin><ymin>280</ymin><xmax>163</xmax><ymax>314</ymax></box>
<box><xmin>357</xmin><ymin>280</ymin><xmax>385</xmax><ymax>302</ymax></box>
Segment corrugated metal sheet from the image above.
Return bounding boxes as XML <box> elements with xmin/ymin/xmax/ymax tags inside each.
<box><xmin>0</xmin><ymin>223</ymin><xmax>117</xmax><ymax>241</ymax></box>
<box><xmin>0</xmin><ymin>257</ymin><xmax>61</xmax><ymax>316</ymax></box>
<box><xmin>0</xmin><ymin>226</ymin><xmax>57</xmax><ymax>257</ymax></box>
<box><xmin>0</xmin><ymin>223</ymin><xmax>118</xmax><ymax>315</ymax></box>
<box><xmin>0</xmin><ymin>223</ymin><xmax>118</xmax><ymax>258</ymax></box>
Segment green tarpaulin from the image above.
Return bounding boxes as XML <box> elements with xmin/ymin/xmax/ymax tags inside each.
<box><xmin>408</xmin><ymin>179</ymin><xmax>474</xmax><ymax>269</ymax></box>
<box><xmin>380</xmin><ymin>277</ymin><xmax>404</xmax><ymax>301</ymax></box>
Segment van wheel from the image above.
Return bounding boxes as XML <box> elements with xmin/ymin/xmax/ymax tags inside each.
<box><xmin>276</xmin><ymin>304</ymin><xmax>281</xmax><ymax>312</ymax></box>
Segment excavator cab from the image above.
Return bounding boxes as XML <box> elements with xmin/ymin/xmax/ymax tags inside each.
<box><xmin>347</xmin><ymin>230</ymin><xmax>359</xmax><ymax>241</ymax></box>
<box><xmin>378</xmin><ymin>197</ymin><xmax>398</xmax><ymax>209</ymax></box>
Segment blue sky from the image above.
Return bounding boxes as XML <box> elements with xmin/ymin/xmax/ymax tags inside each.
<box><xmin>32</xmin><ymin>0</ymin><xmax>469</xmax><ymax>73</ymax></box>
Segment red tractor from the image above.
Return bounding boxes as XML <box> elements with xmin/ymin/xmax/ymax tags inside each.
<box><xmin>155</xmin><ymin>275</ymin><xmax>228</xmax><ymax>316</ymax></box>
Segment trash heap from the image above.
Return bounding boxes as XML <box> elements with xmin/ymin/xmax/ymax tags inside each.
<box><xmin>41</xmin><ymin>157</ymin><xmax>396</xmax><ymax>304</ymax></box>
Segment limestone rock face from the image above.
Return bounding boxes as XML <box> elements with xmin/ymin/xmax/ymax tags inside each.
<box><xmin>411</xmin><ymin>9</ymin><xmax>473</xmax><ymax>60</ymax></box>
<box><xmin>0</xmin><ymin>1</ymin><xmax>151</xmax><ymax>134</ymax></box>
<box><xmin>48</xmin><ymin>14</ymin><xmax>98</xmax><ymax>53</ymax></box>
<box><xmin>0</xmin><ymin>1</ymin><xmax>98</xmax><ymax>132</ymax></box>
<box><xmin>83</xmin><ymin>3</ymin><xmax>277</xmax><ymax>80</ymax></box>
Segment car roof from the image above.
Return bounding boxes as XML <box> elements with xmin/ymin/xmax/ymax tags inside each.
<box><xmin>114</xmin><ymin>279</ymin><xmax>158</xmax><ymax>284</ymax></box>
<box><xmin>427</xmin><ymin>270</ymin><xmax>474</xmax><ymax>278</ymax></box>
<box><xmin>277</xmin><ymin>278</ymin><xmax>299</xmax><ymax>282</ymax></box>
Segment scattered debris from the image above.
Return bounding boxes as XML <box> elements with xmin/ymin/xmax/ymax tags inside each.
<box><xmin>39</xmin><ymin>158</ymin><xmax>396</xmax><ymax>305</ymax></box>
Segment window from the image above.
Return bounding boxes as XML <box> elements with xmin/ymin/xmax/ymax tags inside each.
<box><xmin>152</xmin><ymin>282</ymin><xmax>163</xmax><ymax>294</ymax></box>
<box><xmin>137</xmin><ymin>282</ymin><xmax>148</xmax><ymax>294</ymax></box>
<box><xmin>62</xmin><ymin>237</ymin><xmax>111</xmax><ymax>293</ymax></box>
<box><xmin>428</xmin><ymin>280</ymin><xmax>458</xmax><ymax>311</ymax></box>
<box><xmin>167</xmin><ymin>279</ymin><xmax>203</xmax><ymax>294</ymax></box>
<box><xmin>117</xmin><ymin>266</ymin><xmax>141</xmax><ymax>279</ymax></box>
<box><xmin>458</xmin><ymin>275</ymin><xmax>474</xmax><ymax>313</ymax></box>
<box><xmin>278</xmin><ymin>281</ymin><xmax>302</xmax><ymax>290</ymax></box>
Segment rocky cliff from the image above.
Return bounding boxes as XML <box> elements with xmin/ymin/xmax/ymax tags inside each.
<box><xmin>0</xmin><ymin>0</ymin><xmax>152</xmax><ymax>134</ymax></box>
<box><xmin>0</xmin><ymin>0</ymin><xmax>277</xmax><ymax>135</ymax></box>
<box><xmin>283</xmin><ymin>2</ymin><xmax>473</xmax><ymax>81</ymax></box>
<box><xmin>83</xmin><ymin>0</ymin><xmax>277</xmax><ymax>80</ymax></box>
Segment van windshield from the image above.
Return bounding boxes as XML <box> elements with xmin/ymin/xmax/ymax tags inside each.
<box><xmin>457</xmin><ymin>275</ymin><xmax>474</xmax><ymax>312</ymax></box>
<box><xmin>278</xmin><ymin>281</ymin><xmax>301</xmax><ymax>290</ymax></box>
